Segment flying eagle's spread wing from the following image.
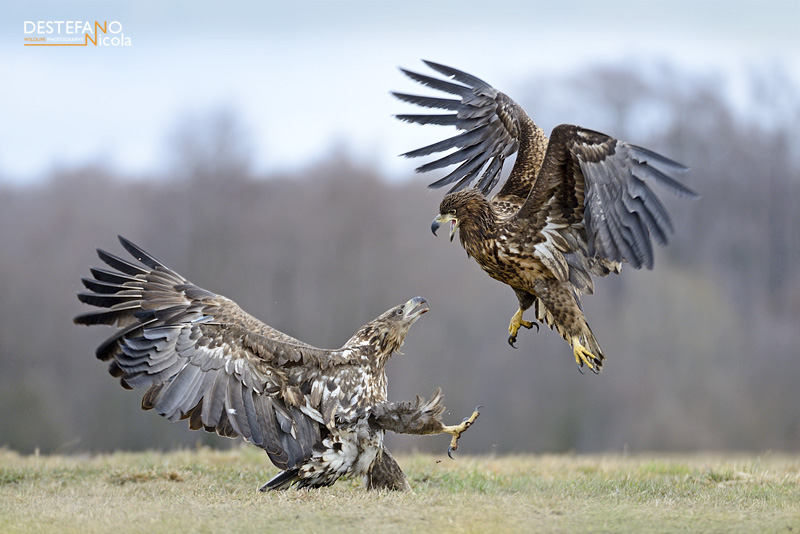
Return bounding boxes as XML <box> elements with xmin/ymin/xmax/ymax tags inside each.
<box><xmin>74</xmin><ymin>236</ymin><xmax>356</xmax><ymax>471</ymax></box>
<box><xmin>398</xmin><ymin>61</ymin><xmax>699</xmax><ymax>369</ymax></box>
<box><xmin>517</xmin><ymin>124</ymin><xmax>698</xmax><ymax>269</ymax></box>
<box><xmin>394</xmin><ymin>60</ymin><xmax>536</xmax><ymax>205</ymax></box>
<box><xmin>396</xmin><ymin>61</ymin><xmax>698</xmax><ymax>270</ymax></box>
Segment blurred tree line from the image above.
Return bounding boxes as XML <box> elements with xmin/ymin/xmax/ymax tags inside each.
<box><xmin>0</xmin><ymin>64</ymin><xmax>798</xmax><ymax>455</ymax></box>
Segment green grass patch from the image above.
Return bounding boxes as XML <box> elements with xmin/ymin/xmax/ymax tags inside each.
<box><xmin>0</xmin><ymin>448</ymin><xmax>798</xmax><ymax>533</ymax></box>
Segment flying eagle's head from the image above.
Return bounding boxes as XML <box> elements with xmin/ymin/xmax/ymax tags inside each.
<box><xmin>431</xmin><ymin>189</ymin><xmax>492</xmax><ymax>242</ymax></box>
<box><xmin>352</xmin><ymin>297</ymin><xmax>429</xmax><ymax>361</ymax></box>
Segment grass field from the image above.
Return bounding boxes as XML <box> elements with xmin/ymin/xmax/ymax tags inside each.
<box><xmin>1</xmin><ymin>447</ymin><xmax>798</xmax><ymax>533</ymax></box>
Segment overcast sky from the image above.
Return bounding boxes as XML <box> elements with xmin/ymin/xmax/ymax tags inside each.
<box><xmin>1</xmin><ymin>0</ymin><xmax>798</xmax><ymax>183</ymax></box>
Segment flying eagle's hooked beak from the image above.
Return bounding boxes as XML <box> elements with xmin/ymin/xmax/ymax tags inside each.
<box><xmin>431</xmin><ymin>213</ymin><xmax>458</xmax><ymax>242</ymax></box>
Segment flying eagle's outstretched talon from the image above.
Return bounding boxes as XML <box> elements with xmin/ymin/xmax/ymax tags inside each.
<box><xmin>572</xmin><ymin>340</ymin><xmax>600</xmax><ymax>374</ymax></box>
<box><xmin>507</xmin><ymin>335</ymin><xmax>517</xmax><ymax>349</ymax></box>
<box><xmin>508</xmin><ymin>309</ymin><xmax>536</xmax><ymax>348</ymax></box>
<box><xmin>444</xmin><ymin>407</ymin><xmax>481</xmax><ymax>459</ymax></box>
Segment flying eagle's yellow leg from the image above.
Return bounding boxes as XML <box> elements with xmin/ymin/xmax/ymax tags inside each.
<box><xmin>508</xmin><ymin>308</ymin><xmax>536</xmax><ymax>348</ymax></box>
<box><xmin>442</xmin><ymin>408</ymin><xmax>481</xmax><ymax>459</ymax></box>
<box><xmin>571</xmin><ymin>337</ymin><xmax>599</xmax><ymax>372</ymax></box>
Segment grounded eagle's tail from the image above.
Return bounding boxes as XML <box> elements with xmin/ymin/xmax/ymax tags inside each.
<box><xmin>260</xmin><ymin>469</ymin><xmax>300</xmax><ymax>491</ymax></box>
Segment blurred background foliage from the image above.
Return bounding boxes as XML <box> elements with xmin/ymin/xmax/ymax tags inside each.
<box><xmin>1</xmin><ymin>63</ymin><xmax>798</xmax><ymax>455</ymax></box>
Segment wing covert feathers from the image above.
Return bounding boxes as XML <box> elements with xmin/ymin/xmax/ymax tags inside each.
<box><xmin>521</xmin><ymin>125</ymin><xmax>697</xmax><ymax>269</ymax></box>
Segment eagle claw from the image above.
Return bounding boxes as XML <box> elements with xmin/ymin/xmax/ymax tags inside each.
<box><xmin>444</xmin><ymin>406</ymin><xmax>481</xmax><ymax>459</ymax></box>
<box><xmin>508</xmin><ymin>315</ymin><xmax>537</xmax><ymax>348</ymax></box>
<box><xmin>573</xmin><ymin>341</ymin><xmax>601</xmax><ymax>374</ymax></box>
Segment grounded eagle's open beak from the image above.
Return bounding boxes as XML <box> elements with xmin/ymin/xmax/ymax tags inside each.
<box><xmin>404</xmin><ymin>296</ymin><xmax>429</xmax><ymax>320</ymax></box>
<box><xmin>431</xmin><ymin>214</ymin><xmax>458</xmax><ymax>242</ymax></box>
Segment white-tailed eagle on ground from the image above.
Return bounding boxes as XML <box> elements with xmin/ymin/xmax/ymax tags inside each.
<box><xmin>74</xmin><ymin>236</ymin><xmax>479</xmax><ymax>490</ymax></box>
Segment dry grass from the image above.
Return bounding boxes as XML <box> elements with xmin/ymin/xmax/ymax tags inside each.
<box><xmin>1</xmin><ymin>448</ymin><xmax>798</xmax><ymax>533</ymax></box>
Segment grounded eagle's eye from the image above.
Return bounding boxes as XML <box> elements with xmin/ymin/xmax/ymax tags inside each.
<box><xmin>395</xmin><ymin>308</ymin><xmax>404</xmax><ymax>316</ymax></box>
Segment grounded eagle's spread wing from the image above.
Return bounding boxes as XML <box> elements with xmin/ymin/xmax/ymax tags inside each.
<box><xmin>394</xmin><ymin>60</ymin><xmax>532</xmax><ymax>199</ymax></box>
<box><xmin>519</xmin><ymin>124</ymin><xmax>699</xmax><ymax>269</ymax></box>
<box><xmin>74</xmin><ymin>236</ymin><xmax>353</xmax><ymax>470</ymax></box>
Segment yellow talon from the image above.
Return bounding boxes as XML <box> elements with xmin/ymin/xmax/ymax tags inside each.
<box><xmin>508</xmin><ymin>309</ymin><xmax>533</xmax><ymax>335</ymax></box>
<box><xmin>572</xmin><ymin>340</ymin><xmax>597</xmax><ymax>370</ymax></box>
<box><xmin>444</xmin><ymin>408</ymin><xmax>481</xmax><ymax>458</ymax></box>
<box><xmin>508</xmin><ymin>309</ymin><xmax>536</xmax><ymax>347</ymax></box>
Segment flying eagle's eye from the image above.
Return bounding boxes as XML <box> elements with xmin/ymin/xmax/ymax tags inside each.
<box><xmin>449</xmin><ymin>209</ymin><xmax>456</xmax><ymax>215</ymax></box>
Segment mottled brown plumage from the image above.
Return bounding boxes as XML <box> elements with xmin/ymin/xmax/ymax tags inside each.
<box><xmin>395</xmin><ymin>61</ymin><xmax>698</xmax><ymax>372</ymax></box>
<box><xmin>74</xmin><ymin>236</ymin><xmax>479</xmax><ymax>490</ymax></box>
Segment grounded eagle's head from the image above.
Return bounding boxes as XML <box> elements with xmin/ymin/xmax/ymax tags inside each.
<box><xmin>431</xmin><ymin>189</ymin><xmax>493</xmax><ymax>242</ymax></box>
<box><xmin>352</xmin><ymin>296</ymin><xmax>429</xmax><ymax>361</ymax></box>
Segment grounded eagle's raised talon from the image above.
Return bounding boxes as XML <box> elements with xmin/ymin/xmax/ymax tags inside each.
<box><xmin>445</xmin><ymin>407</ymin><xmax>481</xmax><ymax>459</ymax></box>
<box><xmin>508</xmin><ymin>335</ymin><xmax>518</xmax><ymax>348</ymax></box>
